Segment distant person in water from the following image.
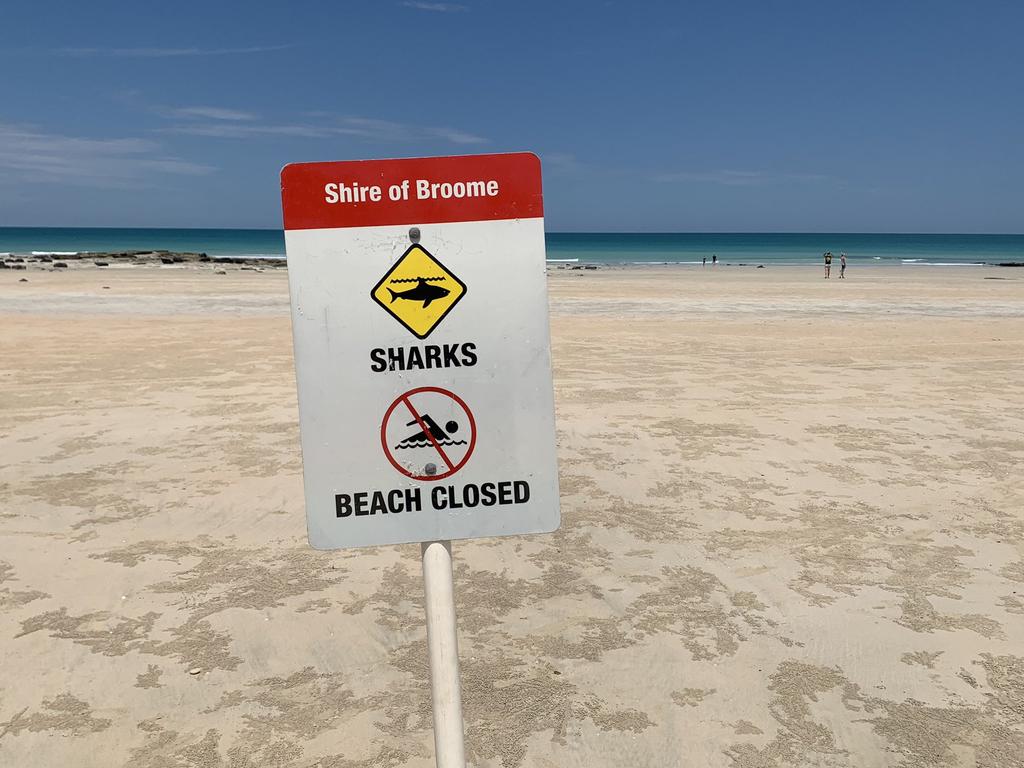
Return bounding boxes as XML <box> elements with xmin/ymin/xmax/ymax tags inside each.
<box><xmin>712</xmin><ymin>254</ymin><xmax>717</xmax><ymax>266</ymax></box>
<box><xmin>824</xmin><ymin>251</ymin><xmax>832</xmax><ymax>278</ymax></box>
<box><xmin>840</xmin><ymin>252</ymin><xmax>847</xmax><ymax>279</ymax></box>
<box><xmin>703</xmin><ymin>256</ymin><xmax>706</xmax><ymax>267</ymax></box>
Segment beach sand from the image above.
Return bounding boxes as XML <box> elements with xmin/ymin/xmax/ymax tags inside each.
<box><xmin>2</xmin><ymin>264</ymin><xmax>1023</xmax><ymax>767</ymax></box>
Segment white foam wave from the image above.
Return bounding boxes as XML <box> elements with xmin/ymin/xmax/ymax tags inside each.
<box><xmin>218</xmin><ymin>253</ymin><xmax>285</xmax><ymax>260</ymax></box>
<box><xmin>925</xmin><ymin>262</ymin><xmax>987</xmax><ymax>267</ymax></box>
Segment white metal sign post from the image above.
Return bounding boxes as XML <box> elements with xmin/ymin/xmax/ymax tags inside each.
<box><xmin>422</xmin><ymin>540</ymin><xmax>465</xmax><ymax>766</ymax></box>
<box><xmin>281</xmin><ymin>153</ymin><xmax>559</xmax><ymax>767</ymax></box>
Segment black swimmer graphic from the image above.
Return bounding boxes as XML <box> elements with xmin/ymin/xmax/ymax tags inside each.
<box><xmin>387</xmin><ymin>277</ymin><xmax>450</xmax><ymax>308</ymax></box>
<box><xmin>395</xmin><ymin>414</ymin><xmax>467</xmax><ymax>449</ymax></box>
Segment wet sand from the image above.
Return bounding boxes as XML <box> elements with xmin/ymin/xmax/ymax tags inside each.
<box><xmin>1</xmin><ymin>265</ymin><xmax>1023</xmax><ymax>767</ymax></box>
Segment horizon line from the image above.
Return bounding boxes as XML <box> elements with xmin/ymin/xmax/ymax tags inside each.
<box><xmin>2</xmin><ymin>225</ymin><xmax>1023</xmax><ymax>237</ymax></box>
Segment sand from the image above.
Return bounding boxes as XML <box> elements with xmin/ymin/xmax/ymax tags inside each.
<box><xmin>1</xmin><ymin>264</ymin><xmax>1023</xmax><ymax>767</ymax></box>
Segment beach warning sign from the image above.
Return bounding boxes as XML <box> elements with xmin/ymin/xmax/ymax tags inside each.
<box><xmin>382</xmin><ymin>387</ymin><xmax>476</xmax><ymax>481</ymax></box>
<box><xmin>371</xmin><ymin>244</ymin><xmax>467</xmax><ymax>339</ymax></box>
<box><xmin>281</xmin><ymin>153</ymin><xmax>560</xmax><ymax>550</ymax></box>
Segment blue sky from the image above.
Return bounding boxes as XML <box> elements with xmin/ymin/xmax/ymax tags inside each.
<box><xmin>1</xmin><ymin>0</ymin><xmax>1022</xmax><ymax>231</ymax></box>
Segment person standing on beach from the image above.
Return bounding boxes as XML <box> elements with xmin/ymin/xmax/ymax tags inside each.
<box><xmin>703</xmin><ymin>256</ymin><xmax>707</xmax><ymax>267</ymax></box>
<box><xmin>712</xmin><ymin>254</ymin><xmax>717</xmax><ymax>266</ymax></box>
<box><xmin>824</xmin><ymin>251</ymin><xmax>832</xmax><ymax>278</ymax></box>
<box><xmin>840</xmin><ymin>252</ymin><xmax>847</xmax><ymax>279</ymax></box>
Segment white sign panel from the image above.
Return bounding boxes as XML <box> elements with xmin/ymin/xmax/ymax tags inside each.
<box><xmin>281</xmin><ymin>153</ymin><xmax>560</xmax><ymax>549</ymax></box>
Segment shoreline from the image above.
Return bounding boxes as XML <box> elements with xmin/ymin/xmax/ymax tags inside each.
<box><xmin>0</xmin><ymin>250</ymin><xmax>286</xmax><ymax>271</ymax></box>
<box><xmin>2</xmin><ymin>250</ymin><xmax>1023</xmax><ymax>273</ymax></box>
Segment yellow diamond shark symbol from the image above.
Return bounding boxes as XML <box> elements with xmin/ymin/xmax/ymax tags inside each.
<box><xmin>371</xmin><ymin>244</ymin><xmax>467</xmax><ymax>339</ymax></box>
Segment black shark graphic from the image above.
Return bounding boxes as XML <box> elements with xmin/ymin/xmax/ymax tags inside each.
<box><xmin>370</xmin><ymin>243</ymin><xmax>467</xmax><ymax>339</ymax></box>
<box><xmin>387</xmin><ymin>278</ymin><xmax>451</xmax><ymax>308</ymax></box>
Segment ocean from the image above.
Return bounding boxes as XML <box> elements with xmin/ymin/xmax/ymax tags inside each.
<box><xmin>1</xmin><ymin>228</ymin><xmax>1022</xmax><ymax>266</ymax></box>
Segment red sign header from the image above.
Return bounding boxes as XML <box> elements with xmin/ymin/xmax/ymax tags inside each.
<box><xmin>280</xmin><ymin>152</ymin><xmax>543</xmax><ymax>231</ymax></box>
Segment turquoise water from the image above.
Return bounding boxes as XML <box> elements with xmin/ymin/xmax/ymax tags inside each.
<box><xmin>0</xmin><ymin>228</ymin><xmax>285</xmax><ymax>259</ymax></box>
<box><xmin>1</xmin><ymin>228</ymin><xmax>1022</xmax><ymax>265</ymax></box>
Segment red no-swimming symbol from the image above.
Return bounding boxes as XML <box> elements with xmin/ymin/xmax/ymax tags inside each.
<box><xmin>380</xmin><ymin>386</ymin><xmax>477</xmax><ymax>481</ymax></box>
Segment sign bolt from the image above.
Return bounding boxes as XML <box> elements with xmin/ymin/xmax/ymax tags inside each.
<box><xmin>424</xmin><ymin>462</ymin><xmax>438</xmax><ymax>476</ymax></box>
<box><xmin>409</xmin><ymin>227</ymin><xmax>421</xmax><ymax>244</ymax></box>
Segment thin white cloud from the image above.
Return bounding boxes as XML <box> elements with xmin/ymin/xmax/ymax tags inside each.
<box><xmin>427</xmin><ymin>127</ymin><xmax>487</xmax><ymax>145</ymax></box>
<box><xmin>54</xmin><ymin>44</ymin><xmax>290</xmax><ymax>58</ymax></box>
<box><xmin>401</xmin><ymin>1</ymin><xmax>468</xmax><ymax>11</ymax></box>
<box><xmin>159</xmin><ymin>114</ymin><xmax>488</xmax><ymax>144</ymax></box>
<box><xmin>331</xmin><ymin>117</ymin><xmax>487</xmax><ymax>144</ymax></box>
<box><xmin>160</xmin><ymin>106</ymin><xmax>257</xmax><ymax>121</ymax></box>
<box><xmin>0</xmin><ymin>123</ymin><xmax>214</xmax><ymax>188</ymax></box>
<box><xmin>655</xmin><ymin>169</ymin><xmax>834</xmax><ymax>186</ymax></box>
<box><xmin>162</xmin><ymin>123</ymin><xmax>332</xmax><ymax>138</ymax></box>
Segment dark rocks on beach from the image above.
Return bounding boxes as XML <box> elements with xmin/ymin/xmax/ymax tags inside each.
<box><xmin>53</xmin><ymin>262</ymin><xmax>68</xmax><ymax>268</ymax></box>
<box><xmin>10</xmin><ymin>264</ymin><xmax>26</xmax><ymax>270</ymax></box>
<box><xmin>997</xmin><ymin>262</ymin><xmax>1024</xmax><ymax>267</ymax></box>
<box><xmin>98</xmin><ymin>250</ymin><xmax>269</xmax><ymax>266</ymax></box>
<box><xmin>19</xmin><ymin>278</ymin><xmax>28</xmax><ymax>282</ymax></box>
<box><xmin>2</xmin><ymin>250</ymin><xmax>283</xmax><ymax>270</ymax></box>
